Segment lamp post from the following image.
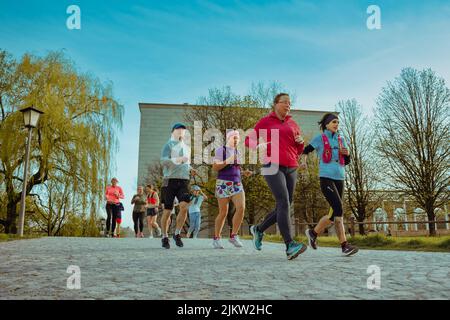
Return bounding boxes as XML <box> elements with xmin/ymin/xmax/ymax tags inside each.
<box><xmin>100</xmin><ymin>218</ymin><xmax>106</xmax><ymax>236</ymax></box>
<box><xmin>18</xmin><ymin>106</ymin><xmax>44</xmax><ymax>237</ymax></box>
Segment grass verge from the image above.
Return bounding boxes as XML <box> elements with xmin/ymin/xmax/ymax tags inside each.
<box><xmin>241</xmin><ymin>233</ymin><xmax>450</xmax><ymax>252</ymax></box>
<box><xmin>0</xmin><ymin>233</ymin><xmax>45</xmax><ymax>242</ymax></box>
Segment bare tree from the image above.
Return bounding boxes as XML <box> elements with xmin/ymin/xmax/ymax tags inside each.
<box><xmin>337</xmin><ymin>99</ymin><xmax>382</xmax><ymax>235</ymax></box>
<box><xmin>249</xmin><ymin>81</ymin><xmax>297</xmax><ymax>108</ymax></box>
<box><xmin>374</xmin><ymin>68</ymin><xmax>450</xmax><ymax>236</ymax></box>
<box><xmin>295</xmin><ymin>145</ymin><xmax>328</xmax><ymax>228</ymax></box>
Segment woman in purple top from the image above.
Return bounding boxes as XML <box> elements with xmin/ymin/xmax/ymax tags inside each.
<box><xmin>212</xmin><ymin>130</ymin><xmax>253</xmax><ymax>249</ymax></box>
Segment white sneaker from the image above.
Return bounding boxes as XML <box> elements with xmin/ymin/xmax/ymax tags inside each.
<box><xmin>212</xmin><ymin>239</ymin><xmax>224</xmax><ymax>249</ymax></box>
<box><xmin>149</xmin><ymin>234</ymin><xmax>154</xmax><ymax>239</ymax></box>
<box><xmin>156</xmin><ymin>227</ymin><xmax>162</xmax><ymax>237</ymax></box>
<box><xmin>229</xmin><ymin>235</ymin><xmax>243</xmax><ymax>248</ymax></box>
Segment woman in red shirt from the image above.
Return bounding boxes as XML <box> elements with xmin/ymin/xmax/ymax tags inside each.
<box><xmin>105</xmin><ymin>177</ymin><xmax>124</xmax><ymax>237</ymax></box>
<box><xmin>245</xmin><ymin>93</ymin><xmax>307</xmax><ymax>260</ymax></box>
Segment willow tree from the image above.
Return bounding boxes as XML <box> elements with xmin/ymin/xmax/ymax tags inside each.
<box><xmin>0</xmin><ymin>49</ymin><xmax>123</xmax><ymax>234</ymax></box>
<box><xmin>374</xmin><ymin>68</ymin><xmax>450</xmax><ymax>236</ymax></box>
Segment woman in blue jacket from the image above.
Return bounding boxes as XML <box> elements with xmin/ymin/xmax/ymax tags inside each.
<box><xmin>301</xmin><ymin>113</ymin><xmax>359</xmax><ymax>256</ymax></box>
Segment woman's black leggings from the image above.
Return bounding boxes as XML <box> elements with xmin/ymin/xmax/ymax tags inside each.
<box><xmin>105</xmin><ymin>203</ymin><xmax>119</xmax><ymax>234</ymax></box>
<box><xmin>320</xmin><ymin>178</ymin><xmax>344</xmax><ymax>221</ymax></box>
<box><xmin>258</xmin><ymin>166</ymin><xmax>297</xmax><ymax>245</ymax></box>
<box><xmin>133</xmin><ymin>211</ymin><xmax>145</xmax><ymax>234</ymax></box>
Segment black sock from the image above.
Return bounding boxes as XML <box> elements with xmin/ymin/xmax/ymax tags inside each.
<box><xmin>341</xmin><ymin>241</ymin><xmax>348</xmax><ymax>249</ymax></box>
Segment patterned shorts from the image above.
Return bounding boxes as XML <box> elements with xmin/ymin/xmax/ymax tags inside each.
<box><xmin>215</xmin><ymin>179</ymin><xmax>244</xmax><ymax>199</ymax></box>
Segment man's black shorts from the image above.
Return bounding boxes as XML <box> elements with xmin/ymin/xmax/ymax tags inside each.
<box><xmin>163</xmin><ymin>179</ymin><xmax>191</xmax><ymax>210</ymax></box>
<box><xmin>160</xmin><ymin>186</ymin><xmax>167</xmax><ymax>206</ymax></box>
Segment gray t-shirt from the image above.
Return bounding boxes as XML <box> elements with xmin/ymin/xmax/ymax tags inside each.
<box><xmin>160</xmin><ymin>139</ymin><xmax>191</xmax><ymax>180</ymax></box>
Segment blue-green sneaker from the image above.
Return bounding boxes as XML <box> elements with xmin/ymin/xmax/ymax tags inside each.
<box><xmin>286</xmin><ymin>241</ymin><xmax>307</xmax><ymax>260</ymax></box>
<box><xmin>250</xmin><ymin>225</ymin><xmax>263</xmax><ymax>251</ymax></box>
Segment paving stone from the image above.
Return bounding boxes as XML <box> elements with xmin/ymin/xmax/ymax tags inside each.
<box><xmin>0</xmin><ymin>237</ymin><xmax>449</xmax><ymax>299</ymax></box>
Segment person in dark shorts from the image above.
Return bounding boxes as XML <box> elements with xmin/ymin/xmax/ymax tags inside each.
<box><xmin>145</xmin><ymin>184</ymin><xmax>161</xmax><ymax>238</ymax></box>
<box><xmin>160</xmin><ymin>123</ymin><xmax>197</xmax><ymax>249</ymax></box>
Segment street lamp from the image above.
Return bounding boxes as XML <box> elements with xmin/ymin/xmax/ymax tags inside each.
<box><xmin>100</xmin><ymin>218</ymin><xmax>106</xmax><ymax>236</ymax></box>
<box><xmin>17</xmin><ymin>106</ymin><xmax>44</xmax><ymax>237</ymax></box>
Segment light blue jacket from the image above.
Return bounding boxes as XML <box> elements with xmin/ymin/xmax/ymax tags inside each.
<box><xmin>310</xmin><ymin>129</ymin><xmax>348</xmax><ymax>181</ymax></box>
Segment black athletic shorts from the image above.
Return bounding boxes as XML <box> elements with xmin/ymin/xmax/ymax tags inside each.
<box><xmin>163</xmin><ymin>179</ymin><xmax>191</xmax><ymax>210</ymax></box>
<box><xmin>160</xmin><ymin>186</ymin><xmax>167</xmax><ymax>206</ymax></box>
<box><xmin>146</xmin><ymin>208</ymin><xmax>158</xmax><ymax>217</ymax></box>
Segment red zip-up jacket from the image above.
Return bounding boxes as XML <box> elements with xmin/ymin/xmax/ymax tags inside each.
<box><xmin>245</xmin><ymin>111</ymin><xmax>304</xmax><ymax>168</ymax></box>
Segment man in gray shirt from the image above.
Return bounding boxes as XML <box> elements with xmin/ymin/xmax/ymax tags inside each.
<box><xmin>160</xmin><ymin>122</ymin><xmax>197</xmax><ymax>249</ymax></box>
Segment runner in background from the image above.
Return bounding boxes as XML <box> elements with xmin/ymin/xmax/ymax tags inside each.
<box><xmin>105</xmin><ymin>177</ymin><xmax>124</xmax><ymax>238</ymax></box>
<box><xmin>145</xmin><ymin>184</ymin><xmax>162</xmax><ymax>238</ymax></box>
<box><xmin>187</xmin><ymin>185</ymin><xmax>208</xmax><ymax>239</ymax></box>
<box><xmin>131</xmin><ymin>186</ymin><xmax>147</xmax><ymax>238</ymax></box>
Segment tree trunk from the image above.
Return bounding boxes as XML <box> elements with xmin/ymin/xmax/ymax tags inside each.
<box><xmin>5</xmin><ymin>201</ymin><xmax>18</xmax><ymax>234</ymax></box>
<box><xmin>357</xmin><ymin>207</ymin><xmax>366</xmax><ymax>236</ymax></box>
<box><xmin>427</xmin><ymin>209</ymin><xmax>437</xmax><ymax>236</ymax></box>
<box><xmin>358</xmin><ymin>222</ymin><xmax>366</xmax><ymax>236</ymax></box>
<box><xmin>248</xmin><ymin>208</ymin><xmax>255</xmax><ymax>226</ymax></box>
<box><xmin>424</xmin><ymin>201</ymin><xmax>436</xmax><ymax>237</ymax></box>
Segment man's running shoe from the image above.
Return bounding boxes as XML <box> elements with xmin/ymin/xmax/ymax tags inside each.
<box><xmin>173</xmin><ymin>234</ymin><xmax>184</xmax><ymax>247</ymax></box>
<box><xmin>162</xmin><ymin>237</ymin><xmax>170</xmax><ymax>249</ymax></box>
<box><xmin>286</xmin><ymin>241</ymin><xmax>307</xmax><ymax>260</ymax></box>
<box><xmin>228</xmin><ymin>235</ymin><xmax>243</xmax><ymax>248</ymax></box>
<box><xmin>342</xmin><ymin>243</ymin><xmax>359</xmax><ymax>256</ymax></box>
<box><xmin>249</xmin><ymin>225</ymin><xmax>263</xmax><ymax>251</ymax></box>
<box><xmin>156</xmin><ymin>227</ymin><xmax>162</xmax><ymax>237</ymax></box>
<box><xmin>212</xmin><ymin>239</ymin><xmax>224</xmax><ymax>249</ymax></box>
<box><xmin>305</xmin><ymin>229</ymin><xmax>318</xmax><ymax>250</ymax></box>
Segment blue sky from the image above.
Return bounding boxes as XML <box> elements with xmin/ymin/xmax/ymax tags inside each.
<box><xmin>1</xmin><ymin>0</ymin><xmax>449</xmax><ymax>228</ymax></box>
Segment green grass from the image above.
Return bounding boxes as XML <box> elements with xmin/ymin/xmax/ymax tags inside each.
<box><xmin>241</xmin><ymin>233</ymin><xmax>450</xmax><ymax>252</ymax></box>
<box><xmin>0</xmin><ymin>233</ymin><xmax>45</xmax><ymax>242</ymax></box>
